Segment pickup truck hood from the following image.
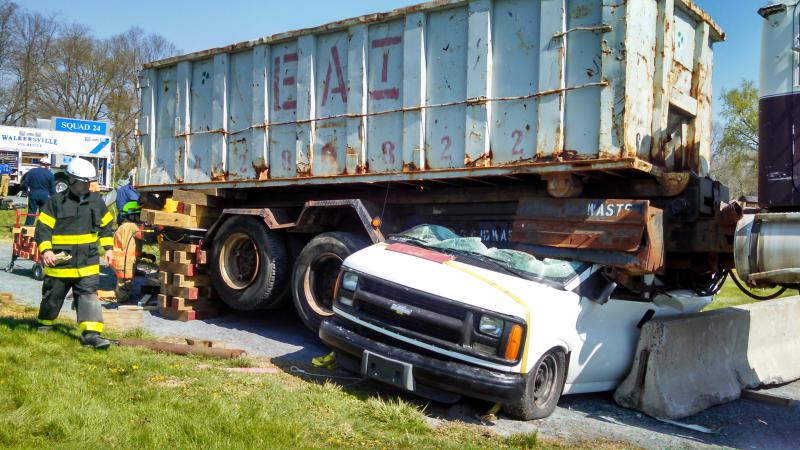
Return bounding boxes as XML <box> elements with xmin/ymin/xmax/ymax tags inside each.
<box><xmin>342</xmin><ymin>243</ymin><xmax>575</xmax><ymax>319</ymax></box>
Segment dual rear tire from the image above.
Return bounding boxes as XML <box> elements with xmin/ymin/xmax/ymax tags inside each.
<box><xmin>211</xmin><ymin>216</ymin><xmax>367</xmax><ymax>331</ymax></box>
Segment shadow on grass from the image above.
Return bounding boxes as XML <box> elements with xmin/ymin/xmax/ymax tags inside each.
<box><xmin>0</xmin><ymin>315</ymin><xmax>80</xmax><ymax>340</ymax></box>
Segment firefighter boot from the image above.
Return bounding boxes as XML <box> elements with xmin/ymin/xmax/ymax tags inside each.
<box><xmin>80</xmin><ymin>331</ymin><xmax>111</xmax><ymax>350</ymax></box>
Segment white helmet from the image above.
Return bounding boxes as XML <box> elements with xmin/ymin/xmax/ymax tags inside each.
<box><xmin>39</xmin><ymin>156</ymin><xmax>50</xmax><ymax>165</ymax></box>
<box><xmin>66</xmin><ymin>158</ymin><xmax>97</xmax><ymax>182</ymax></box>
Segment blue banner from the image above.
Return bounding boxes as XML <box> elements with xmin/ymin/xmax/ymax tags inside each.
<box><xmin>54</xmin><ymin>117</ymin><xmax>108</xmax><ymax>136</ymax></box>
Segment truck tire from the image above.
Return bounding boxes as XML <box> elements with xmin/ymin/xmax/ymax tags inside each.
<box><xmin>504</xmin><ymin>348</ymin><xmax>566</xmax><ymax>420</ymax></box>
<box><xmin>211</xmin><ymin>215</ymin><xmax>289</xmax><ymax>311</ymax></box>
<box><xmin>292</xmin><ymin>232</ymin><xmax>368</xmax><ymax>332</ymax></box>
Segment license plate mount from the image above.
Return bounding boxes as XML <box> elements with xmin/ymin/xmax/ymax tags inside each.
<box><xmin>361</xmin><ymin>350</ymin><xmax>415</xmax><ymax>391</ymax></box>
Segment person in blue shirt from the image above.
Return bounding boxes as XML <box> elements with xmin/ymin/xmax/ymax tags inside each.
<box><xmin>21</xmin><ymin>157</ymin><xmax>55</xmax><ymax>225</ymax></box>
<box><xmin>0</xmin><ymin>162</ymin><xmax>12</xmax><ymax>197</ymax></box>
<box><xmin>115</xmin><ymin>173</ymin><xmax>140</xmax><ymax>224</ymax></box>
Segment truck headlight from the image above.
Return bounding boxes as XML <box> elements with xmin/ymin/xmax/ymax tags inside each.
<box><xmin>341</xmin><ymin>272</ymin><xmax>359</xmax><ymax>292</ymax></box>
<box><xmin>478</xmin><ymin>315</ymin><xmax>504</xmax><ymax>338</ymax></box>
<box><xmin>336</xmin><ymin>271</ymin><xmax>358</xmax><ymax>307</ymax></box>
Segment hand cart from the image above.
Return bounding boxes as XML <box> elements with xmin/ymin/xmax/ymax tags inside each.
<box><xmin>5</xmin><ymin>209</ymin><xmax>44</xmax><ymax>280</ymax></box>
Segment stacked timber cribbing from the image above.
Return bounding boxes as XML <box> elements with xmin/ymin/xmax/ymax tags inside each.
<box><xmin>157</xmin><ymin>241</ymin><xmax>220</xmax><ymax>321</ymax></box>
<box><xmin>143</xmin><ymin>189</ymin><xmax>228</xmax><ymax>322</ymax></box>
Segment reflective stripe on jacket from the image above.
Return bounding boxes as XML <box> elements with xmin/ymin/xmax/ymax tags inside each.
<box><xmin>35</xmin><ymin>191</ymin><xmax>114</xmax><ymax>278</ymax></box>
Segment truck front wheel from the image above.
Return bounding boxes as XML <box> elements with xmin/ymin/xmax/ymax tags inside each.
<box><xmin>504</xmin><ymin>348</ymin><xmax>566</xmax><ymax>420</ymax></box>
<box><xmin>292</xmin><ymin>232</ymin><xmax>368</xmax><ymax>332</ymax></box>
<box><xmin>211</xmin><ymin>215</ymin><xmax>289</xmax><ymax>311</ymax></box>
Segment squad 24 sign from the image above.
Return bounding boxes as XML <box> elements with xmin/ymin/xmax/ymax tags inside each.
<box><xmin>53</xmin><ymin>117</ymin><xmax>108</xmax><ymax>136</ymax></box>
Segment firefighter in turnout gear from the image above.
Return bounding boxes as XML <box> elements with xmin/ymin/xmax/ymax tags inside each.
<box><xmin>111</xmin><ymin>201</ymin><xmax>142</xmax><ymax>304</ymax></box>
<box><xmin>34</xmin><ymin>158</ymin><xmax>115</xmax><ymax>349</ymax></box>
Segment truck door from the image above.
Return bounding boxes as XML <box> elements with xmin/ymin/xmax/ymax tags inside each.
<box><xmin>758</xmin><ymin>2</ymin><xmax>800</xmax><ymax>207</ymax></box>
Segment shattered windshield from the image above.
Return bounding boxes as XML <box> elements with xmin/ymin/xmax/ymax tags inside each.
<box><xmin>392</xmin><ymin>224</ymin><xmax>587</xmax><ymax>285</ymax></box>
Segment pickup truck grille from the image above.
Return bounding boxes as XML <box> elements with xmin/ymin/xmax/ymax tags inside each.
<box><xmin>353</xmin><ymin>277</ymin><xmax>469</xmax><ymax>346</ymax></box>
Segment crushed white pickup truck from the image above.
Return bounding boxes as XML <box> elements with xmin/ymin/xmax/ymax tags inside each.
<box><xmin>319</xmin><ymin>225</ymin><xmax>711</xmax><ymax>420</ymax></box>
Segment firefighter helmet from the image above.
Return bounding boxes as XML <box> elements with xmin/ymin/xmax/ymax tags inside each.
<box><xmin>65</xmin><ymin>158</ymin><xmax>97</xmax><ymax>183</ymax></box>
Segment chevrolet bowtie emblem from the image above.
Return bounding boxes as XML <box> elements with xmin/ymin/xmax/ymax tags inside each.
<box><xmin>390</xmin><ymin>303</ymin><xmax>412</xmax><ymax>316</ymax></box>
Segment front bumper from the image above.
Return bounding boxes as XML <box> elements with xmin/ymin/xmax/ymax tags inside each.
<box><xmin>319</xmin><ymin>319</ymin><xmax>527</xmax><ymax>404</ymax></box>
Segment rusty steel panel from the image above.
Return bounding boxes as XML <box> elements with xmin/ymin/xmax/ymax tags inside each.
<box><xmin>512</xmin><ymin>198</ymin><xmax>665</xmax><ymax>273</ymax></box>
<box><xmin>513</xmin><ymin>199</ymin><xmax>652</xmax><ymax>252</ymax></box>
<box><xmin>138</xmin><ymin>0</ymin><xmax>723</xmax><ymax>190</ymax></box>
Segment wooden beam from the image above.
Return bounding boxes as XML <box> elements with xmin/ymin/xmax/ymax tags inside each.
<box><xmin>741</xmin><ymin>389</ymin><xmax>797</xmax><ymax>407</ymax></box>
<box><xmin>141</xmin><ymin>209</ymin><xmax>214</xmax><ymax>229</ymax></box>
<box><xmin>171</xmin><ymin>190</ymin><xmax>224</xmax><ymax>207</ymax></box>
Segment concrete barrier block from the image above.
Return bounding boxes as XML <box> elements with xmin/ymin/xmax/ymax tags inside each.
<box><xmin>614</xmin><ymin>296</ymin><xmax>800</xmax><ymax>419</ymax></box>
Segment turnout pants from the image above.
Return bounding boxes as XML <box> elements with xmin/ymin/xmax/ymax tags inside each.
<box><xmin>0</xmin><ymin>174</ymin><xmax>8</xmax><ymax>197</ymax></box>
<box><xmin>38</xmin><ymin>275</ymin><xmax>104</xmax><ymax>333</ymax></box>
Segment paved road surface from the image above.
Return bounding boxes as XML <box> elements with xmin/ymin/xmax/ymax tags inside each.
<box><xmin>1</xmin><ymin>241</ymin><xmax>798</xmax><ymax>449</ymax></box>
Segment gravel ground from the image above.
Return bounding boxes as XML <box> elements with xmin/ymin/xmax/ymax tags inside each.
<box><xmin>1</xmin><ymin>241</ymin><xmax>798</xmax><ymax>449</ymax></box>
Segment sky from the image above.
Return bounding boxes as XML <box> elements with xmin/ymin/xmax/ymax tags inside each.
<box><xmin>18</xmin><ymin>0</ymin><xmax>769</xmax><ymax>121</ymax></box>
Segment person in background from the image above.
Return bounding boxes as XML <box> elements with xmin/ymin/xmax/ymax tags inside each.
<box><xmin>111</xmin><ymin>201</ymin><xmax>142</xmax><ymax>304</ymax></box>
<box><xmin>0</xmin><ymin>161</ymin><xmax>12</xmax><ymax>197</ymax></box>
<box><xmin>115</xmin><ymin>170</ymin><xmax>139</xmax><ymax>224</ymax></box>
<box><xmin>22</xmin><ymin>156</ymin><xmax>55</xmax><ymax>225</ymax></box>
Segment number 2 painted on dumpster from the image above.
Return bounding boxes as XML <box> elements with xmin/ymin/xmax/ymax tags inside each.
<box><xmin>511</xmin><ymin>129</ymin><xmax>524</xmax><ymax>156</ymax></box>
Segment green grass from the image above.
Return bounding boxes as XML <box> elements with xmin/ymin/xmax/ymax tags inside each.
<box><xmin>705</xmin><ymin>275</ymin><xmax>795</xmax><ymax>311</ymax></box>
<box><xmin>0</xmin><ymin>209</ymin><xmax>18</xmax><ymax>241</ymax></box>
<box><xmin>0</xmin><ymin>303</ymin><xmax>569</xmax><ymax>450</ymax></box>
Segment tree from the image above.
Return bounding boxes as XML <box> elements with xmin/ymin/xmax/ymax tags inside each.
<box><xmin>103</xmin><ymin>28</ymin><xmax>179</xmax><ymax>181</ymax></box>
<box><xmin>711</xmin><ymin>80</ymin><xmax>759</xmax><ymax>199</ymax></box>
<box><xmin>0</xmin><ymin>1</ymin><xmax>58</xmax><ymax>126</ymax></box>
<box><xmin>0</xmin><ymin>1</ymin><xmax>179</xmax><ymax>183</ymax></box>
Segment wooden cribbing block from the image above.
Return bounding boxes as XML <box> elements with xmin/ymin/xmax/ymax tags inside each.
<box><xmin>196</xmin><ymin>250</ymin><xmax>208</xmax><ymax>265</ymax></box>
<box><xmin>141</xmin><ymin>209</ymin><xmax>214</xmax><ymax>229</ymax></box>
<box><xmin>166</xmin><ymin>296</ymin><xmax>218</xmax><ymax>312</ymax></box>
<box><xmin>177</xmin><ymin>203</ymin><xmax>219</xmax><ymax>220</ymax></box>
<box><xmin>157</xmin><ymin>294</ymin><xmax>169</xmax><ymax>310</ymax></box>
<box><xmin>171</xmin><ymin>251</ymin><xmax>193</xmax><ymax>264</ymax></box>
<box><xmin>161</xmin><ymin>241</ymin><xmax>201</xmax><ymax>253</ymax></box>
<box><xmin>160</xmin><ymin>248</ymin><xmax>172</xmax><ymax>263</ymax></box>
<box><xmin>0</xmin><ymin>292</ymin><xmax>13</xmax><ymax>304</ymax></box>
<box><xmin>160</xmin><ymin>284</ymin><xmax>216</xmax><ymax>301</ymax></box>
<box><xmin>171</xmin><ymin>190</ymin><xmax>224</xmax><ymax>208</ymax></box>
<box><xmin>161</xmin><ymin>308</ymin><xmax>219</xmax><ymax>322</ymax></box>
<box><xmin>172</xmin><ymin>273</ymin><xmax>211</xmax><ymax>288</ymax></box>
<box><xmin>159</xmin><ymin>261</ymin><xmax>199</xmax><ymax>277</ymax></box>
<box><xmin>102</xmin><ymin>305</ymin><xmax>144</xmax><ymax>331</ymax></box>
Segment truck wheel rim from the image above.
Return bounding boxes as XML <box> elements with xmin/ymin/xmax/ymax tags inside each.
<box><xmin>303</xmin><ymin>252</ymin><xmax>342</xmax><ymax>317</ymax></box>
<box><xmin>533</xmin><ymin>354</ymin><xmax>557</xmax><ymax>407</ymax></box>
<box><xmin>219</xmin><ymin>233</ymin><xmax>260</xmax><ymax>290</ymax></box>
